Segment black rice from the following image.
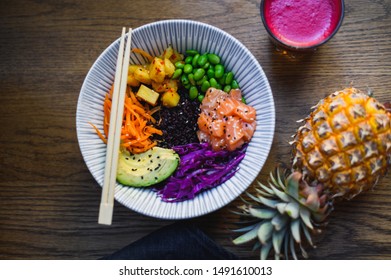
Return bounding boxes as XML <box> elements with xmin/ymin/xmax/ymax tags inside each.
<box><xmin>154</xmin><ymin>87</ymin><xmax>200</xmax><ymax>148</ymax></box>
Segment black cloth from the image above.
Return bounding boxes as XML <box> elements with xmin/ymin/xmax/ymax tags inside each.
<box><xmin>100</xmin><ymin>222</ymin><xmax>239</xmax><ymax>260</ymax></box>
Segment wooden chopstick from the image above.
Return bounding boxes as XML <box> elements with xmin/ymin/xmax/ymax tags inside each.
<box><xmin>98</xmin><ymin>27</ymin><xmax>132</xmax><ymax>225</ymax></box>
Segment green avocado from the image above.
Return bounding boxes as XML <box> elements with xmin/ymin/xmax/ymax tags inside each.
<box><xmin>116</xmin><ymin>147</ymin><xmax>180</xmax><ymax>187</ymax></box>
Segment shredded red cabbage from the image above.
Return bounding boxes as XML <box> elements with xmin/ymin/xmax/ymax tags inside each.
<box><xmin>157</xmin><ymin>142</ymin><xmax>247</xmax><ymax>202</ymax></box>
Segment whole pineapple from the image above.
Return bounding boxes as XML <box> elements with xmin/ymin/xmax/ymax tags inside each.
<box><xmin>291</xmin><ymin>87</ymin><xmax>390</xmax><ymax>198</ymax></box>
<box><xmin>234</xmin><ymin>88</ymin><xmax>391</xmax><ymax>259</ymax></box>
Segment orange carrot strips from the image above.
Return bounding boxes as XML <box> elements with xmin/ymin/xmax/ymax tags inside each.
<box><xmin>92</xmin><ymin>88</ymin><xmax>162</xmax><ymax>154</ymax></box>
<box><xmin>131</xmin><ymin>48</ymin><xmax>154</xmax><ymax>62</ymax></box>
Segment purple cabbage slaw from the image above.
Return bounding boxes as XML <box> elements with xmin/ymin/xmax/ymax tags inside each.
<box><xmin>157</xmin><ymin>142</ymin><xmax>247</xmax><ymax>202</ymax></box>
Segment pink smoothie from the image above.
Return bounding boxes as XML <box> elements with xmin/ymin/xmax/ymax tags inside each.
<box><xmin>263</xmin><ymin>0</ymin><xmax>343</xmax><ymax>48</ymax></box>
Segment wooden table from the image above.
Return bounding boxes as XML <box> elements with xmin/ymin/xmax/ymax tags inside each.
<box><xmin>0</xmin><ymin>0</ymin><xmax>390</xmax><ymax>260</ymax></box>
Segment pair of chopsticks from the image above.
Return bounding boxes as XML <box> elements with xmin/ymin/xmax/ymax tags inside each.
<box><xmin>98</xmin><ymin>27</ymin><xmax>132</xmax><ymax>225</ymax></box>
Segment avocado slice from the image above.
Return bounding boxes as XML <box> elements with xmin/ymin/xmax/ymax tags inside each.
<box><xmin>116</xmin><ymin>147</ymin><xmax>180</xmax><ymax>187</ymax></box>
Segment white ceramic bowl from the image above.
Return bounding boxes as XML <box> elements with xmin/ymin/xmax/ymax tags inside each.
<box><xmin>76</xmin><ymin>20</ymin><xmax>275</xmax><ymax>219</ymax></box>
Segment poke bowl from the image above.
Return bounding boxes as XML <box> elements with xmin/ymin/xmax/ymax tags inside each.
<box><xmin>76</xmin><ymin>20</ymin><xmax>275</xmax><ymax>219</ymax></box>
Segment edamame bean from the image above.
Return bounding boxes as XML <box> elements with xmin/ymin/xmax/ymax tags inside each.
<box><xmin>189</xmin><ymin>86</ymin><xmax>198</xmax><ymax>100</ymax></box>
<box><xmin>241</xmin><ymin>96</ymin><xmax>246</xmax><ymax>104</ymax></box>
<box><xmin>186</xmin><ymin>50</ymin><xmax>199</xmax><ymax>56</ymax></box>
<box><xmin>183</xmin><ymin>64</ymin><xmax>193</xmax><ymax>74</ymax></box>
<box><xmin>196</xmin><ymin>75</ymin><xmax>207</xmax><ymax>86</ymax></box>
<box><xmin>185</xmin><ymin>56</ymin><xmax>193</xmax><ymax>64</ymax></box>
<box><xmin>197</xmin><ymin>54</ymin><xmax>208</xmax><ymax>67</ymax></box>
<box><xmin>202</xmin><ymin>62</ymin><xmax>210</xmax><ymax>69</ymax></box>
<box><xmin>201</xmin><ymin>80</ymin><xmax>210</xmax><ymax>92</ymax></box>
<box><xmin>231</xmin><ymin>80</ymin><xmax>239</xmax><ymax>89</ymax></box>
<box><xmin>207</xmin><ymin>68</ymin><xmax>215</xmax><ymax>79</ymax></box>
<box><xmin>225</xmin><ymin>72</ymin><xmax>234</xmax><ymax>85</ymax></box>
<box><xmin>171</xmin><ymin>68</ymin><xmax>182</xmax><ymax>79</ymax></box>
<box><xmin>175</xmin><ymin>61</ymin><xmax>185</xmax><ymax>69</ymax></box>
<box><xmin>214</xmin><ymin>64</ymin><xmax>224</xmax><ymax>78</ymax></box>
<box><xmin>223</xmin><ymin>85</ymin><xmax>231</xmax><ymax>93</ymax></box>
<box><xmin>196</xmin><ymin>76</ymin><xmax>208</xmax><ymax>86</ymax></box>
<box><xmin>184</xmin><ymin>83</ymin><xmax>191</xmax><ymax>89</ymax></box>
<box><xmin>209</xmin><ymin>78</ymin><xmax>218</xmax><ymax>88</ymax></box>
<box><xmin>218</xmin><ymin>73</ymin><xmax>227</xmax><ymax>85</ymax></box>
<box><xmin>193</xmin><ymin>68</ymin><xmax>205</xmax><ymax>81</ymax></box>
<box><xmin>192</xmin><ymin>54</ymin><xmax>200</xmax><ymax>67</ymax></box>
<box><xmin>181</xmin><ymin>74</ymin><xmax>189</xmax><ymax>85</ymax></box>
<box><xmin>207</xmin><ymin>53</ymin><xmax>220</xmax><ymax>65</ymax></box>
<box><xmin>198</xmin><ymin>94</ymin><xmax>205</xmax><ymax>103</ymax></box>
<box><xmin>188</xmin><ymin>73</ymin><xmax>195</xmax><ymax>85</ymax></box>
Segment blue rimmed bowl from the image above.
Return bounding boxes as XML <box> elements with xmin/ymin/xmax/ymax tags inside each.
<box><xmin>76</xmin><ymin>20</ymin><xmax>275</xmax><ymax>219</ymax></box>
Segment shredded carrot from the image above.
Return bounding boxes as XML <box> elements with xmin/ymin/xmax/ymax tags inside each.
<box><xmin>89</xmin><ymin>122</ymin><xmax>107</xmax><ymax>144</ymax></box>
<box><xmin>132</xmin><ymin>48</ymin><xmax>154</xmax><ymax>63</ymax></box>
<box><xmin>91</xmin><ymin>87</ymin><xmax>162</xmax><ymax>154</ymax></box>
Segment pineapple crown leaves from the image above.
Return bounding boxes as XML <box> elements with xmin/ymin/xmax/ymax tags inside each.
<box><xmin>232</xmin><ymin>168</ymin><xmax>333</xmax><ymax>260</ymax></box>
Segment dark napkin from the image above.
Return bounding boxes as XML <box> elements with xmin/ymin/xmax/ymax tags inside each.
<box><xmin>100</xmin><ymin>222</ymin><xmax>239</xmax><ymax>260</ymax></box>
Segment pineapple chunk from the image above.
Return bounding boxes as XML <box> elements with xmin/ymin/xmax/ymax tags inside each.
<box><xmin>136</xmin><ymin>84</ymin><xmax>159</xmax><ymax>106</ymax></box>
<box><xmin>170</xmin><ymin>49</ymin><xmax>184</xmax><ymax>63</ymax></box>
<box><xmin>149</xmin><ymin>57</ymin><xmax>165</xmax><ymax>83</ymax></box>
<box><xmin>164</xmin><ymin>58</ymin><xmax>175</xmax><ymax>77</ymax></box>
<box><xmin>134</xmin><ymin>67</ymin><xmax>151</xmax><ymax>85</ymax></box>
<box><xmin>127</xmin><ymin>73</ymin><xmax>141</xmax><ymax>87</ymax></box>
<box><xmin>151</xmin><ymin>81</ymin><xmax>167</xmax><ymax>93</ymax></box>
<box><xmin>152</xmin><ymin>79</ymin><xmax>179</xmax><ymax>93</ymax></box>
<box><xmin>164</xmin><ymin>79</ymin><xmax>178</xmax><ymax>91</ymax></box>
<box><xmin>128</xmin><ymin>65</ymin><xmax>139</xmax><ymax>74</ymax></box>
<box><xmin>161</xmin><ymin>89</ymin><xmax>180</xmax><ymax>108</ymax></box>
<box><xmin>162</xmin><ymin>46</ymin><xmax>174</xmax><ymax>60</ymax></box>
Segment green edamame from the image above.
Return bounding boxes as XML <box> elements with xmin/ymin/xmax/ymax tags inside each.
<box><xmin>186</xmin><ymin>50</ymin><xmax>199</xmax><ymax>56</ymax></box>
<box><xmin>197</xmin><ymin>54</ymin><xmax>208</xmax><ymax>67</ymax></box>
<box><xmin>172</xmin><ymin>49</ymin><xmax>241</xmax><ymax>102</ymax></box>
<box><xmin>196</xmin><ymin>75</ymin><xmax>208</xmax><ymax>86</ymax></box>
<box><xmin>172</xmin><ymin>68</ymin><xmax>182</xmax><ymax>79</ymax></box>
<box><xmin>193</xmin><ymin>68</ymin><xmax>205</xmax><ymax>81</ymax></box>
<box><xmin>181</xmin><ymin>74</ymin><xmax>189</xmax><ymax>85</ymax></box>
<box><xmin>174</xmin><ymin>61</ymin><xmax>185</xmax><ymax>69</ymax></box>
<box><xmin>192</xmin><ymin>54</ymin><xmax>200</xmax><ymax>67</ymax></box>
<box><xmin>209</xmin><ymin>78</ymin><xmax>218</xmax><ymax>88</ymax></box>
<box><xmin>183</xmin><ymin>64</ymin><xmax>193</xmax><ymax>74</ymax></box>
<box><xmin>189</xmin><ymin>86</ymin><xmax>199</xmax><ymax>100</ymax></box>
<box><xmin>225</xmin><ymin>72</ymin><xmax>234</xmax><ymax>85</ymax></box>
<box><xmin>218</xmin><ymin>73</ymin><xmax>227</xmax><ymax>85</ymax></box>
<box><xmin>185</xmin><ymin>56</ymin><xmax>193</xmax><ymax>64</ymax></box>
<box><xmin>207</xmin><ymin>68</ymin><xmax>215</xmax><ymax>79</ymax></box>
<box><xmin>202</xmin><ymin>62</ymin><xmax>210</xmax><ymax>69</ymax></box>
<box><xmin>201</xmin><ymin>80</ymin><xmax>210</xmax><ymax>92</ymax></box>
<box><xmin>231</xmin><ymin>80</ymin><xmax>239</xmax><ymax>89</ymax></box>
<box><xmin>207</xmin><ymin>53</ymin><xmax>220</xmax><ymax>65</ymax></box>
<box><xmin>223</xmin><ymin>85</ymin><xmax>231</xmax><ymax>93</ymax></box>
<box><xmin>214</xmin><ymin>64</ymin><xmax>224</xmax><ymax>78</ymax></box>
<box><xmin>188</xmin><ymin>73</ymin><xmax>196</xmax><ymax>85</ymax></box>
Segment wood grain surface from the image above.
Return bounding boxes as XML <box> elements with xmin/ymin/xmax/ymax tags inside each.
<box><xmin>0</xmin><ymin>0</ymin><xmax>390</xmax><ymax>260</ymax></box>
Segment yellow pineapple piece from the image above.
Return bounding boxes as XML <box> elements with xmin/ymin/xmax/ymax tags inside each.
<box><xmin>149</xmin><ymin>57</ymin><xmax>165</xmax><ymax>83</ymax></box>
<box><xmin>161</xmin><ymin>89</ymin><xmax>180</xmax><ymax>108</ymax></box>
<box><xmin>164</xmin><ymin>58</ymin><xmax>175</xmax><ymax>77</ymax></box>
<box><xmin>136</xmin><ymin>84</ymin><xmax>159</xmax><ymax>106</ymax></box>
<box><xmin>127</xmin><ymin>73</ymin><xmax>140</xmax><ymax>87</ymax></box>
<box><xmin>291</xmin><ymin>88</ymin><xmax>391</xmax><ymax>199</ymax></box>
<box><xmin>133</xmin><ymin>67</ymin><xmax>151</xmax><ymax>85</ymax></box>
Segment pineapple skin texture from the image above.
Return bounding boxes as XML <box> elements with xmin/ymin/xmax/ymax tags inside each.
<box><xmin>292</xmin><ymin>88</ymin><xmax>391</xmax><ymax>199</ymax></box>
